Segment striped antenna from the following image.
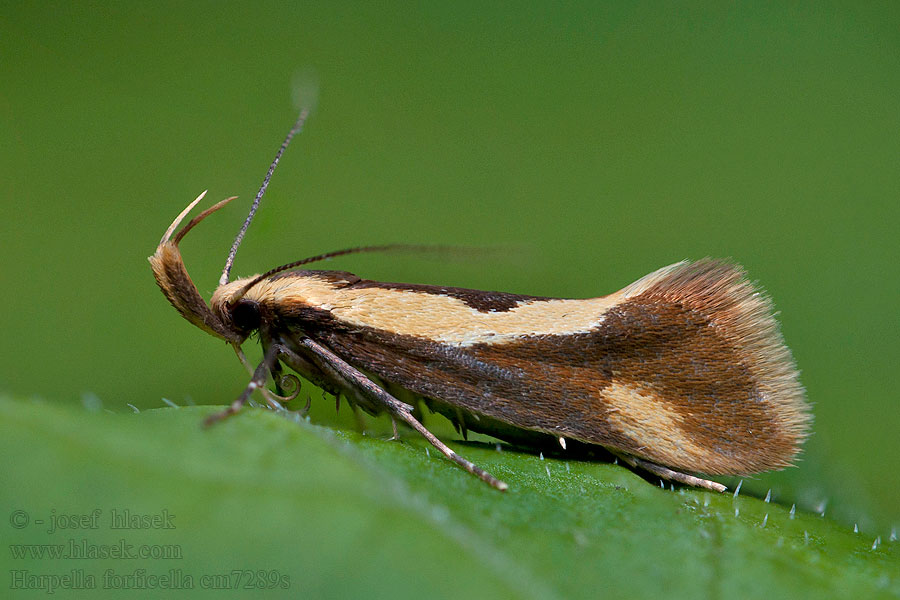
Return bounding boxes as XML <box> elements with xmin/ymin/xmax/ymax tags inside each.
<box><xmin>220</xmin><ymin>108</ymin><xmax>311</xmax><ymax>285</ymax></box>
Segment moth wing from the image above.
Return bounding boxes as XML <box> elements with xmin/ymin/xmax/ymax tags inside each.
<box><xmin>285</xmin><ymin>260</ymin><xmax>809</xmax><ymax>476</ymax></box>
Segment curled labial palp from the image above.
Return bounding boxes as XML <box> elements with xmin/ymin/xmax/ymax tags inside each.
<box><xmin>273</xmin><ymin>373</ymin><xmax>302</xmax><ymax>403</ymax></box>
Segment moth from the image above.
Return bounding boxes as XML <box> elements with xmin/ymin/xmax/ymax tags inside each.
<box><xmin>151</xmin><ymin>110</ymin><xmax>811</xmax><ymax>492</ymax></box>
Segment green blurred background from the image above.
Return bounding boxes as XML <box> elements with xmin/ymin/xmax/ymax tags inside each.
<box><xmin>2</xmin><ymin>0</ymin><xmax>897</xmax><ymax>539</ymax></box>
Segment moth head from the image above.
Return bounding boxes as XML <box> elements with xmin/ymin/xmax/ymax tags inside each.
<box><xmin>209</xmin><ymin>277</ymin><xmax>269</xmax><ymax>338</ymax></box>
<box><xmin>149</xmin><ymin>191</ymin><xmax>248</xmax><ymax>344</ymax></box>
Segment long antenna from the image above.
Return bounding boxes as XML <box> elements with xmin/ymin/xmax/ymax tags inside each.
<box><xmin>229</xmin><ymin>245</ymin><xmax>443</xmax><ymax>304</ymax></box>
<box><xmin>220</xmin><ymin>108</ymin><xmax>310</xmax><ymax>285</ymax></box>
<box><xmin>226</xmin><ymin>243</ymin><xmax>511</xmax><ymax>305</ymax></box>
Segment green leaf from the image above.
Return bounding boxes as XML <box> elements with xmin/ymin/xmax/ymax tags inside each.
<box><xmin>1</xmin><ymin>396</ymin><xmax>897</xmax><ymax>599</ymax></box>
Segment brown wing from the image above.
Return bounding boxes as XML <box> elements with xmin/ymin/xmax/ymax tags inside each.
<box><xmin>286</xmin><ymin>260</ymin><xmax>810</xmax><ymax>476</ymax></box>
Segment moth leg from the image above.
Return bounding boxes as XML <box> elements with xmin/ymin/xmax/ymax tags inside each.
<box><xmin>282</xmin><ymin>338</ymin><xmax>508</xmax><ymax>491</ymax></box>
<box><xmin>269</xmin><ymin>354</ymin><xmax>286</xmax><ymax>396</ymax></box>
<box><xmin>610</xmin><ymin>450</ymin><xmax>727</xmax><ymax>493</ymax></box>
<box><xmin>205</xmin><ymin>344</ymin><xmax>280</xmax><ymax>426</ymax></box>
<box><xmin>230</xmin><ymin>343</ymin><xmax>294</xmax><ymax>411</ymax></box>
<box><xmin>389</xmin><ymin>416</ymin><xmax>400</xmax><ymax>441</ymax></box>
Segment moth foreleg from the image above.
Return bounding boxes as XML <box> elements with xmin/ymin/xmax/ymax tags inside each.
<box><xmin>230</xmin><ymin>343</ymin><xmax>296</xmax><ymax>410</ymax></box>
<box><xmin>269</xmin><ymin>354</ymin><xmax>285</xmax><ymax>397</ymax></box>
<box><xmin>610</xmin><ymin>450</ymin><xmax>727</xmax><ymax>493</ymax></box>
<box><xmin>284</xmin><ymin>337</ymin><xmax>509</xmax><ymax>492</ymax></box>
<box><xmin>205</xmin><ymin>344</ymin><xmax>281</xmax><ymax>426</ymax></box>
